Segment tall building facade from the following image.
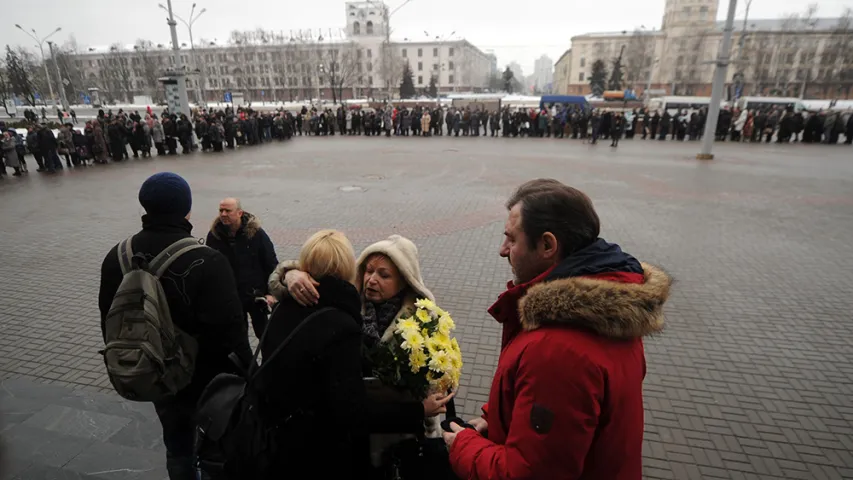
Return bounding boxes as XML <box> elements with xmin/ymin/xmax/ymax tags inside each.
<box><xmin>555</xmin><ymin>0</ymin><xmax>853</xmax><ymax>99</ymax></box>
<box><xmin>68</xmin><ymin>1</ymin><xmax>492</xmax><ymax>104</ymax></box>
<box><xmin>532</xmin><ymin>55</ymin><xmax>554</xmax><ymax>93</ymax></box>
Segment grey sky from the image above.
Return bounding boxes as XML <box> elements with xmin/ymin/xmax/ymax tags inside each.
<box><xmin>5</xmin><ymin>0</ymin><xmax>852</xmax><ymax>75</ymax></box>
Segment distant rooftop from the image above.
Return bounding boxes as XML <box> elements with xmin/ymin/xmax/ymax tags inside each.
<box><xmin>717</xmin><ymin>17</ymin><xmax>846</xmax><ymax>32</ymax></box>
<box><xmin>571</xmin><ymin>16</ymin><xmax>846</xmax><ymax>41</ymax></box>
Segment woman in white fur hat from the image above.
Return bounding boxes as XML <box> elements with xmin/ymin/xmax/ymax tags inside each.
<box><xmin>268</xmin><ymin>234</ymin><xmax>455</xmax><ymax>477</ymax></box>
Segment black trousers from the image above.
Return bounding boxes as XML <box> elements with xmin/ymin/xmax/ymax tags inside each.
<box><xmin>244</xmin><ymin>301</ymin><xmax>268</xmax><ymax>338</ymax></box>
<box><xmin>154</xmin><ymin>397</ymin><xmax>196</xmax><ymax>480</ymax></box>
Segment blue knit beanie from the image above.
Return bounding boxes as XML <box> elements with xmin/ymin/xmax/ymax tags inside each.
<box><xmin>138</xmin><ymin>172</ymin><xmax>192</xmax><ymax>216</ymax></box>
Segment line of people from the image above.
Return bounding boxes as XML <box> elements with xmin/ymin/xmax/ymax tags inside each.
<box><xmin>98</xmin><ymin>172</ymin><xmax>673</xmax><ymax>480</ymax></box>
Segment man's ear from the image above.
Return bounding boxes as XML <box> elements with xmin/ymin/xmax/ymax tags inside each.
<box><xmin>540</xmin><ymin>232</ymin><xmax>559</xmax><ymax>260</ymax></box>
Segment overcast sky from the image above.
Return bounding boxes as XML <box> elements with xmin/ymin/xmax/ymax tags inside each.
<box><xmin>5</xmin><ymin>0</ymin><xmax>852</xmax><ymax>74</ymax></box>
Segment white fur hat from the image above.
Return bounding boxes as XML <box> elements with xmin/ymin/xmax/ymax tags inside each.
<box><xmin>356</xmin><ymin>235</ymin><xmax>435</xmax><ymax>302</ymax></box>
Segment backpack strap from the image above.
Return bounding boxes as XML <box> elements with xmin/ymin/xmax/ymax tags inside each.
<box><xmin>149</xmin><ymin>237</ymin><xmax>206</xmax><ymax>278</ymax></box>
<box><xmin>117</xmin><ymin>236</ymin><xmax>135</xmax><ymax>275</ymax></box>
<box><xmin>249</xmin><ymin>307</ymin><xmax>335</xmax><ymax>381</ymax></box>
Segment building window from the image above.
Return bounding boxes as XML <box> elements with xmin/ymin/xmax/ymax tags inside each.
<box><xmin>433</xmin><ymin>47</ymin><xmax>438</xmax><ymax>56</ymax></box>
<box><xmin>448</xmin><ymin>74</ymin><xmax>454</xmax><ymax>84</ymax></box>
<box><xmin>580</xmin><ymin>57</ymin><xmax>585</xmax><ymax>67</ymax></box>
<box><xmin>418</xmin><ymin>75</ymin><xmax>423</xmax><ymax>84</ymax></box>
<box><xmin>353</xmin><ymin>22</ymin><xmax>361</xmax><ymax>34</ymax></box>
<box><xmin>367</xmin><ymin>49</ymin><xmax>372</xmax><ymax>58</ymax></box>
<box><xmin>418</xmin><ymin>62</ymin><xmax>423</xmax><ymax>71</ymax></box>
<box><xmin>579</xmin><ymin>72</ymin><xmax>585</xmax><ymax>81</ymax></box>
<box><xmin>418</xmin><ymin>48</ymin><xmax>423</xmax><ymax>57</ymax></box>
<box><xmin>367</xmin><ymin>62</ymin><xmax>373</xmax><ymax>72</ymax></box>
<box><xmin>402</xmin><ymin>48</ymin><xmax>407</xmax><ymax>58</ymax></box>
<box><xmin>366</xmin><ymin>21</ymin><xmax>374</xmax><ymax>34</ymax></box>
<box><xmin>449</xmin><ymin>48</ymin><xmax>454</xmax><ymax>57</ymax></box>
<box><xmin>369</xmin><ymin>76</ymin><xmax>373</xmax><ymax>84</ymax></box>
<box><xmin>448</xmin><ymin>61</ymin><xmax>454</xmax><ymax>70</ymax></box>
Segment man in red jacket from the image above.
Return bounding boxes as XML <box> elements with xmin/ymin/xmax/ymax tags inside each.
<box><xmin>444</xmin><ymin>179</ymin><xmax>672</xmax><ymax>480</ymax></box>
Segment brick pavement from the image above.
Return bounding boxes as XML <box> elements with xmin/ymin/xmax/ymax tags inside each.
<box><xmin>1</xmin><ymin>136</ymin><xmax>852</xmax><ymax>479</ymax></box>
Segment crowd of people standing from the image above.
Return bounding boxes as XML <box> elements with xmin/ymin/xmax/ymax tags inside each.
<box><xmin>3</xmin><ymin>101</ymin><xmax>852</xmax><ymax>179</ymax></box>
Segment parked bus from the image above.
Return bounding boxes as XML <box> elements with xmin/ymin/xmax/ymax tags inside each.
<box><xmin>734</xmin><ymin>96</ymin><xmax>806</xmax><ymax>113</ymax></box>
<box><xmin>645</xmin><ymin>96</ymin><xmax>716</xmax><ymax>114</ymax></box>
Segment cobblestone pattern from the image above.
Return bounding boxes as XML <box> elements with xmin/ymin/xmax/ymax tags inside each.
<box><xmin>1</xmin><ymin>137</ymin><xmax>852</xmax><ymax>479</ymax></box>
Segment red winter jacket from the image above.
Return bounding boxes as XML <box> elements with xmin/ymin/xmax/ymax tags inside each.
<box><xmin>449</xmin><ymin>260</ymin><xmax>671</xmax><ymax>480</ymax></box>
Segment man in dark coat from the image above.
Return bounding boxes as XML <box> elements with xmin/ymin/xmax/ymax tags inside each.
<box><xmin>206</xmin><ymin>198</ymin><xmax>279</xmax><ymax>337</ymax></box>
<box><xmin>444</xmin><ymin>179</ymin><xmax>671</xmax><ymax>480</ymax></box>
<box><xmin>37</xmin><ymin>124</ymin><xmax>63</xmax><ymax>172</ymax></box>
<box><xmin>99</xmin><ymin>173</ymin><xmax>251</xmax><ymax>480</ymax></box>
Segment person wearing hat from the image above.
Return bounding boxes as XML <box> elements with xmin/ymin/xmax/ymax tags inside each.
<box><xmin>269</xmin><ymin>234</ymin><xmax>455</xmax><ymax>476</ymax></box>
<box><xmin>98</xmin><ymin>172</ymin><xmax>252</xmax><ymax>480</ymax></box>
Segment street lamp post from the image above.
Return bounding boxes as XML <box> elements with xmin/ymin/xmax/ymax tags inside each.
<box><xmin>159</xmin><ymin>2</ymin><xmax>207</xmax><ymax>105</ymax></box>
<box><xmin>697</xmin><ymin>0</ymin><xmax>738</xmax><ymax>160</ymax></box>
<box><xmin>367</xmin><ymin>0</ymin><xmax>415</xmax><ymax>99</ymax></box>
<box><xmin>425</xmin><ymin>31</ymin><xmax>455</xmax><ymax>106</ymax></box>
<box><xmin>159</xmin><ymin>0</ymin><xmax>191</xmax><ymax>115</ymax></box>
<box><xmin>47</xmin><ymin>41</ymin><xmax>70</xmax><ymax>111</ymax></box>
<box><xmin>15</xmin><ymin>24</ymin><xmax>62</xmax><ymax>108</ymax></box>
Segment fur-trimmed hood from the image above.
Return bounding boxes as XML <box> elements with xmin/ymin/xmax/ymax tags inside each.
<box><xmin>209</xmin><ymin>212</ymin><xmax>261</xmax><ymax>240</ymax></box>
<box><xmin>519</xmin><ymin>262</ymin><xmax>671</xmax><ymax>339</ymax></box>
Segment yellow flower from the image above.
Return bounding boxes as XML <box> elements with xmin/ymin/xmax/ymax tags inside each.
<box><xmin>416</xmin><ymin>308</ymin><xmax>432</xmax><ymax>324</ymax></box>
<box><xmin>395</xmin><ymin>318</ymin><xmax>420</xmax><ymax>335</ymax></box>
<box><xmin>428</xmin><ymin>350</ymin><xmax>453</xmax><ymax>373</ymax></box>
<box><xmin>425</xmin><ymin>334</ymin><xmax>446</xmax><ymax>355</ymax></box>
<box><xmin>438</xmin><ymin>315</ymin><xmax>455</xmax><ymax>336</ymax></box>
<box><xmin>431</xmin><ymin>333</ymin><xmax>452</xmax><ymax>351</ymax></box>
<box><xmin>451</xmin><ymin>337</ymin><xmax>461</xmax><ymax>354</ymax></box>
<box><xmin>414</xmin><ymin>298</ymin><xmax>437</xmax><ymax>311</ymax></box>
<box><xmin>409</xmin><ymin>348</ymin><xmax>427</xmax><ymax>373</ymax></box>
<box><xmin>400</xmin><ymin>330</ymin><xmax>425</xmax><ymax>352</ymax></box>
<box><xmin>450</xmin><ymin>350</ymin><xmax>463</xmax><ymax>370</ymax></box>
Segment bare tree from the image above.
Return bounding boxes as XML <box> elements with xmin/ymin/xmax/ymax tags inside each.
<box><xmin>624</xmin><ymin>29</ymin><xmax>654</xmax><ymax>88</ymax></box>
<box><xmin>98</xmin><ymin>44</ymin><xmax>133</xmax><ymax>103</ymax></box>
<box><xmin>317</xmin><ymin>41</ymin><xmax>359</xmax><ymax>103</ymax></box>
<box><xmin>378</xmin><ymin>42</ymin><xmax>402</xmax><ymax>98</ymax></box>
<box><xmin>818</xmin><ymin>9</ymin><xmax>853</xmax><ymax>97</ymax></box>
<box><xmin>228</xmin><ymin>30</ymin><xmax>256</xmax><ymax>101</ymax></box>
<box><xmin>133</xmin><ymin>40</ymin><xmax>164</xmax><ymax>103</ymax></box>
<box><xmin>49</xmin><ymin>37</ymin><xmax>88</xmax><ymax>104</ymax></box>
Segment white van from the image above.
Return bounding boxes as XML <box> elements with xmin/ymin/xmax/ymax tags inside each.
<box><xmin>734</xmin><ymin>96</ymin><xmax>806</xmax><ymax>113</ymax></box>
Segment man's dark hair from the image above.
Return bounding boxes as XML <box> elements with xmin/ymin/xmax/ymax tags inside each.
<box><xmin>506</xmin><ymin>179</ymin><xmax>600</xmax><ymax>259</ymax></box>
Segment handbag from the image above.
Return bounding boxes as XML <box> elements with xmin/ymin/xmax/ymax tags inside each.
<box><xmin>380</xmin><ymin>397</ymin><xmax>459</xmax><ymax>480</ymax></box>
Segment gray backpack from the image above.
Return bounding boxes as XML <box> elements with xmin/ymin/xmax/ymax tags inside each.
<box><xmin>102</xmin><ymin>236</ymin><xmax>204</xmax><ymax>402</ymax></box>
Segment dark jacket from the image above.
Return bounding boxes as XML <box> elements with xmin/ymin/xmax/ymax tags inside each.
<box><xmin>206</xmin><ymin>213</ymin><xmax>279</xmax><ymax>303</ymax></box>
<box><xmin>259</xmin><ymin>276</ymin><xmax>369</xmax><ymax>479</ymax></box>
<box><xmin>98</xmin><ymin>214</ymin><xmax>252</xmax><ymax>405</ymax></box>
<box><xmin>451</xmin><ymin>239</ymin><xmax>672</xmax><ymax>480</ymax></box>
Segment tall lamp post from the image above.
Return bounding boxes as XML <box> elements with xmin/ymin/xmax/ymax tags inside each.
<box><xmin>697</xmin><ymin>0</ymin><xmax>738</xmax><ymax>160</ymax></box>
<box><xmin>159</xmin><ymin>2</ymin><xmax>207</xmax><ymax>105</ymax></box>
<box><xmin>367</xmin><ymin>0</ymin><xmax>415</xmax><ymax>99</ymax></box>
<box><xmin>425</xmin><ymin>31</ymin><xmax>455</xmax><ymax>106</ymax></box>
<box><xmin>46</xmin><ymin>41</ymin><xmax>70</xmax><ymax>111</ymax></box>
<box><xmin>159</xmin><ymin>0</ymin><xmax>191</xmax><ymax>115</ymax></box>
<box><xmin>15</xmin><ymin>24</ymin><xmax>61</xmax><ymax>108</ymax></box>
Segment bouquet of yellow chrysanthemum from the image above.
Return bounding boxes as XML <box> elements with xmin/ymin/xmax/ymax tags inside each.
<box><xmin>371</xmin><ymin>298</ymin><xmax>463</xmax><ymax>399</ymax></box>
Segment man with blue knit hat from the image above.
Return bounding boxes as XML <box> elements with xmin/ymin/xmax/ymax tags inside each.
<box><xmin>98</xmin><ymin>172</ymin><xmax>252</xmax><ymax>480</ymax></box>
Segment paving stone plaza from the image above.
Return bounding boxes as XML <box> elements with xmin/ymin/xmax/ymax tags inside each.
<box><xmin>1</xmin><ymin>136</ymin><xmax>852</xmax><ymax>479</ymax></box>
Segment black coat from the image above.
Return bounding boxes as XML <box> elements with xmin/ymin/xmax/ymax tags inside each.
<box><xmin>98</xmin><ymin>214</ymin><xmax>252</xmax><ymax>405</ymax></box>
<box><xmin>259</xmin><ymin>276</ymin><xmax>369</xmax><ymax>479</ymax></box>
<box><xmin>205</xmin><ymin>213</ymin><xmax>279</xmax><ymax>303</ymax></box>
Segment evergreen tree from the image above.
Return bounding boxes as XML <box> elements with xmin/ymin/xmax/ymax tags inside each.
<box><xmin>502</xmin><ymin>66</ymin><xmax>515</xmax><ymax>93</ymax></box>
<box><xmin>399</xmin><ymin>62</ymin><xmax>416</xmax><ymax>99</ymax></box>
<box><xmin>608</xmin><ymin>57</ymin><xmax>624</xmax><ymax>91</ymax></box>
<box><xmin>428</xmin><ymin>75</ymin><xmax>438</xmax><ymax>98</ymax></box>
<box><xmin>589</xmin><ymin>59</ymin><xmax>607</xmax><ymax>97</ymax></box>
<box><xmin>5</xmin><ymin>46</ymin><xmax>35</xmax><ymax>106</ymax></box>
